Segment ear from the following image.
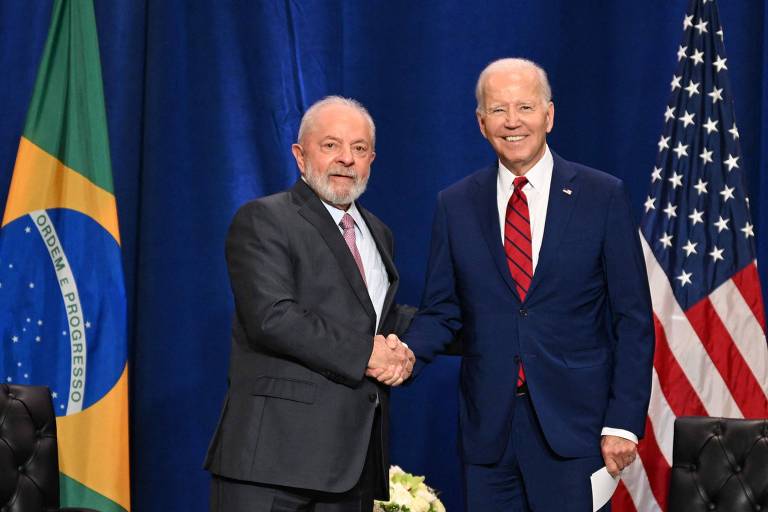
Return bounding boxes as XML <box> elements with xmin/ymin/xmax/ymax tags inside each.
<box><xmin>291</xmin><ymin>144</ymin><xmax>306</xmax><ymax>175</ymax></box>
<box><xmin>369</xmin><ymin>151</ymin><xmax>376</xmax><ymax>165</ymax></box>
<box><xmin>545</xmin><ymin>102</ymin><xmax>555</xmax><ymax>134</ymax></box>
<box><xmin>476</xmin><ymin>111</ymin><xmax>489</xmax><ymax>139</ymax></box>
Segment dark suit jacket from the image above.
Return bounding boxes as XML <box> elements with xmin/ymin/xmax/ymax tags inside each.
<box><xmin>405</xmin><ymin>152</ymin><xmax>654</xmax><ymax>464</ymax></box>
<box><xmin>204</xmin><ymin>179</ymin><xmax>413</xmax><ymax>497</ymax></box>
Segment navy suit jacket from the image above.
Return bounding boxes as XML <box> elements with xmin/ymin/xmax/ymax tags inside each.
<box><xmin>405</xmin><ymin>152</ymin><xmax>654</xmax><ymax>464</ymax></box>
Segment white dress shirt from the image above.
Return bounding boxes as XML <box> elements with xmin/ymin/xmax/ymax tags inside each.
<box><xmin>495</xmin><ymin>145</ymin><xmax>637</xmax><ymax>445</ymax></box>
<box><xmin>321</xmin><ymin>201</ymin><xmax>389</xmax><ymax>331</ymax></box>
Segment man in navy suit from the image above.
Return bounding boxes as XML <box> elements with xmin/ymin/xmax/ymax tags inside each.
<box><xmin>405</xmin><ymin>58</ymin><xmax>654</xmax><ymax>511</ymax></box>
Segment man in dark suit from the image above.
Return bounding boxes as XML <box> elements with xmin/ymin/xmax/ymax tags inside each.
<box><xmin>405</xmin><ymin>58</ymin><xmax>654</xmax><ymax>511</ymax></box>
<box><xmin>205</xmin><ymin>96</ymin><xmax>415</xmax><ymax>512</ymax></box>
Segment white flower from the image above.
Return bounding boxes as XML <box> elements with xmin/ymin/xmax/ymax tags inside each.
<box><xmin>410</xmin><ymin>496</ymin><xmax>431</xmax><ymax>512</ymax></box>
<box><xmin>390</xmin><ymin>482</ymin><xmax>413</xmax><ymax>507</ymax></box>
<box><xmin>375</xmin><ymin>465</ymin><xmax>444</xmax><ymax>512</ymax></box>
<box><xmin>415</xmin><ymin>486</ymin><xmax>437</xmax><ymax>503</ymax></box>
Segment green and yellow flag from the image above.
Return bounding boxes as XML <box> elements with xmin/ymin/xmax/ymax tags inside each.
<box><xmin>0</xmin><ymin>1</ymin><xmax>130</xmax><ymax>510</ymax></box>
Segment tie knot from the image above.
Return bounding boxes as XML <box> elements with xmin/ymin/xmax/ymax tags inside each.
<box><xmin>513</xmin><ymin>176</ymin><xmax>528</xmax><ymax>190</ymax></box>
<box><xmin>340</xmin><ymin>213</ymin><xmax>355</xmax><ymax>230</ymax></box>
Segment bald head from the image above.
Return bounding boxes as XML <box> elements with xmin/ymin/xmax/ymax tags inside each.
<box><xmin>475</xmin><ymin>58</ymin><xmax>552</xmax><ymax>113</ymax></box>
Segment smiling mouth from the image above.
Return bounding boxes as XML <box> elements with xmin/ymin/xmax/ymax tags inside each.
<box><xmin>504</xmin><ymin>136</ymin><xmax>525</xmax><ymax>142</ymax></box>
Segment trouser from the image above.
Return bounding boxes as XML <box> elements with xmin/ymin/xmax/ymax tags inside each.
<box><xmin>210</xmin><ymin>407</ymin><xmax>384</xmax><ymax>512</ymax></box>
<box><xmin>464</xmin><ymin>390</ymin><xmax>607</xmax><ymax>512</ymax></box>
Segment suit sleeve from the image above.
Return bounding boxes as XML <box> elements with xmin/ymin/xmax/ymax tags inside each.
<box><xmin>602</xmin><ymin>181</ymin><xmax>655</xmax><ymax>438</ymax></box>
<box><xmin>404</xmin><ymin>193</ymin><xmax>464</xmax><ymax>372</ymax></box>
<box><xmin>225</xmin><ymin>202</ymin><xmax>372</xmax><ymax>386</ymax></box>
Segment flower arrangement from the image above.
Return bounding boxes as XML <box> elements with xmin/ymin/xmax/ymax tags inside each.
<box><xmin>373</xmin><ymin>465</ymin><xmax>446</xmax><ymax>512</ymax></box>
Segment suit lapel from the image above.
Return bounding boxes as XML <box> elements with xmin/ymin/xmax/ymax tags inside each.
<box><xmin>527</xmin><ymin>153</ymin><xmax>578</xmax><ymax>298</ymax></box>
<box><xmin>471</xmin><ymin>165</ymin><xmax>520</xmax><ymax>299</ymax></box>
<box><xmin>292</xmin><ymin>180</ymin><xmax>377</xmax><ymax>321</ymax></box>
<box><xmin>358</xmin><ymin>206</ymin><xmax>399</xmax><ymax>323</ymax></box>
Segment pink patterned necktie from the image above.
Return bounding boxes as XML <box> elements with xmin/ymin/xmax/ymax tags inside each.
<box><xmin>340</xmin><ymin>213</ymin><xmax>367</xmax><ymax>286</ymax></box>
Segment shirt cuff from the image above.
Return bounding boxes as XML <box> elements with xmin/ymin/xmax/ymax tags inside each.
<box><xmin>601</xmin><ymin>427</ymin><xmax>638</xmax><ymax>444</ymax></box>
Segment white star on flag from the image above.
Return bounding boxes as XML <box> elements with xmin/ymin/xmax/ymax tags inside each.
<box><xmin>682</xmin><ymin>240</ymin><xmax>698</xmax><ymax>256</ymax></box>
<box><xmin>703</xmin><ymin>117</ymin><xmax>718</xmax><ymax>133</ymax></box>
<box><xmin>672</xmin><ymin>142</ymin><xmax>689</xmax><ymax>158</ymax></box>
<box><xmin>676</xmin><ymin>270</ymin><xmax>693</xmax><ymax>286</ymax></box>
<box><xmin>688</xmin><ymin>208</ymin><xmax>704</xmax><ymax>225</ymax></box>
<box><xmin>699</xmin><ymin>148</ymin><xmax>713</xmax><ymax>164</ymax></box>
<box><xmin>720</xmin><ymin>185</ymin><xmax>735</xmax><ymax>202</ymax></box>
<box><xmin>644</xmin><ymin>196</ymin><xmax>656</xmax><ymax>212</ymax></box>
<box><xmin>708</xmin><ymin>86</ymin><xmax>723</xmax><ymax>103</ymax></box>
<box><xmin>679</xmin><ymin>111</ymin><xmax>695</xmax><ymax>127</ymax></box>
<box><xmin>694</xmin><ymin>178</ymin><xmax>708</xmax><ymax>195</ymax></box>
<box><xmin>741</xmin><ymin>223</ymin><xmax>755</xmax><ymax>238</ymax></box>
<box><xmin>668</xmin><ymin>171</ymin><xmax>684</xmax><ymax>188</ymax></box>
<box><xmin>663</xmin><ymin>203</ymin><xmax>678</xmax><ymax>218</ymax></box>
<box><xmin>659</xmin><ymin>233</ymin><xmax>674</xmax><ymax>248</ymax></box>
<box><xmin>708</xmin><ymin>245</ymin><xmax>724</xmax><ymax>262</ymax></box>
<box><xmin>690</xmin><ymin>49</ymin><xmax>705</xmax><ymax>65</ymax></box>
<box><xmin>724</xmin><ymin>154</ymin><xmax>739</xmax><ymax>171</ymax></box>
<box><xmin>714</xmin><ymin>216</ymin><xmax>730</xmax><ymax>232</ymax></box>
<box><xmin>713</xmin><ymin>55</ymin><xmax>727</xmax><ymax>71</ymax></box>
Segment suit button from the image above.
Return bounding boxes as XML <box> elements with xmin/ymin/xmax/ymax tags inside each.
<box><xmin>519</xmin><ymin>308</ymin><xmax>528</xmax><ymax>317</ymax></box>
<box><xmin>368</xmin><ymin>393</ymin><xmax>377</xmax><ymax>403</ymax></box>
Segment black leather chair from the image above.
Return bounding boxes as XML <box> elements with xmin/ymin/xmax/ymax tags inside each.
<box><xmin>669</xmin><ymin>416</ymin><xmax>768</xmax><ymax>512</ymax></box>
<box><xmin>0</xmin><ymin>384</ymin><xmax>98</xmax><ymax>512</ymax></box>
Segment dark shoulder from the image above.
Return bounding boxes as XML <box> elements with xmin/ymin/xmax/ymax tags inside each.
<box><xmin>228</xmin><ymin>189</ymin><xmax>294</xmax><ymax>236</ymax></box>
<box><xmin>439</xmin><ymin>165</ymin><xmax>496</xmax><ymax>201</ymax></box>
<box><xmin>562</xmin><ymin>157</ymin><xmax>624</xmax><ymax>192</ymax></box>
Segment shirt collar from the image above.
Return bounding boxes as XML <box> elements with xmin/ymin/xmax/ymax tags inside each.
<box><xmin>321</xmin><ymin>199</ymin><xmax>367</xmax><ymax>239</ymax></box>
<box><xmin>497</xmin><ymin>145</ymin><xmax>553</xmax><ymax>192</ymax></box>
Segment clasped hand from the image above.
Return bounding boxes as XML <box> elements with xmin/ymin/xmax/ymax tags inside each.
<box><xmin>365</xmin><ymin>334</ymin><xmax>415</xmax><ymax>386</ymax></box>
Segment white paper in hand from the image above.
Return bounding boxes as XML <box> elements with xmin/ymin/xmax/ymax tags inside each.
<box><xmin>591</xmin><ymin>466</ymin><xmax>620</xmax><ymax>511</ymax></box>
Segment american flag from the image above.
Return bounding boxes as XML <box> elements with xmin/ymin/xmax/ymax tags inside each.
<box><xmin>612</xmin><ymin>0</ymin><xmax>768</xmax><ymax>510</ymax></box>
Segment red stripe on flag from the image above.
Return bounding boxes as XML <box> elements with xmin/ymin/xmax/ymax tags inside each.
<box><xmin>611</xmin><ymin>482</ymin><xmax>637</xmax><ymax>512</ymax></box>
<box><xmin>731</xmin><ymin>262</ymin><xmax>767</xmax><ymax>333</ymax></box>
<box><xmin>652</xmin><ymin>315</ymin><xmax>707</xmax><ymax>416</ymax></box>
<box><xmin>636</xmin><ymin>416</ymin><xmax>671</xmax><ymax>511</ymax></box>
<box><xmin>685</xmin><ymin>297</ymin><xmax>768</xmax><ymax>418</ymax></box>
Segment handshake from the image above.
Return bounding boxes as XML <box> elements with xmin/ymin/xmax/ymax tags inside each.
<box><xmin>366</xmin><ymin>334</ymin><xmax>415</xmax><ymax>387</ymax></box>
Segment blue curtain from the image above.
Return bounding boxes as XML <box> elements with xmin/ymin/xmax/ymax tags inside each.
<box><xmin>0</xmin><ymin>1</ymin><xmax>765</xmax><ymax>510</ymax></box>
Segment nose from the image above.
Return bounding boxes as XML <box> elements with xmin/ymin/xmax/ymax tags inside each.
<box><xmin>503</xmin><ymin>109</ymin><xmax>520</xmax><ymax>127</ymax></box>
<box><xmin>337</xmin><ymin>145</ymin><xmax>354</xmax><ymax>166</ymax></box>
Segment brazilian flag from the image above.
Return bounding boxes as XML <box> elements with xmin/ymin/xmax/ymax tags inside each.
<box><xmin>0</xmin><ymin>1</ymin><xmax>130</xmax><ymax>511</ymax></box>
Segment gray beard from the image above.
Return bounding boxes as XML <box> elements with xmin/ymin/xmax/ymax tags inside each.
<box><xmin>304</xmin><ymin>162</ymin><xmax>368</xmax><ymax>206</ymax></box>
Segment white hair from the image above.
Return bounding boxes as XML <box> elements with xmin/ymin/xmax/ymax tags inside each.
<box><xmin>297</xmin><ymin>95</ymin><xmax>376</xmax><ymax>148</ymax></box>
<box><xmin>475</xmin><ymin>58</ymin><xmax>552</xmax><ymax>113</ymax></box>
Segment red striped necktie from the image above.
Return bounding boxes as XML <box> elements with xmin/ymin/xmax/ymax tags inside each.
<box><xmin>504</xmin><ymin>176</ymin><xmax>533</xmax><ymax>389</ymax></box>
